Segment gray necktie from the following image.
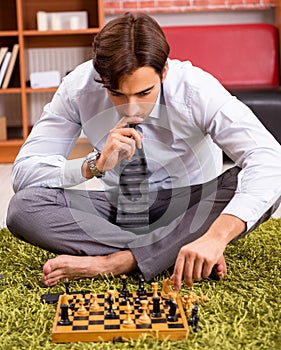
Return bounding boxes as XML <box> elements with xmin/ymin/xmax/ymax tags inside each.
<box><xmin>116</xmin><ymin>124</ymin><xmax>149</xmax><ymax>234</ymax></box>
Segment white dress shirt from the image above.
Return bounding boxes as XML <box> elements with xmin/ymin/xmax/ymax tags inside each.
<box><xmin>12</xmin><ymin>59</ymin><xmax>281</xmax><ymax>229</ymax></box>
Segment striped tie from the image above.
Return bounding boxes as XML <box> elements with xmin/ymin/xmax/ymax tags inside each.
<box><xmin>116</xmin><ymin>124</ymin><xmax>149</xmax><ymax>233</ymax></box>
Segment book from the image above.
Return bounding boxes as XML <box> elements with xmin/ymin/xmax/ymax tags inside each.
<box><xmin>2</xmin><ymin>43</ymin><xmax>20</xmax><ymax>89</ymax></box>
<box><xmin>0</xmin><ymin>51</ymin><xmax>12</xmax><ymax>87</ymax></box>
<box><xmin>0</xmin><ymin>47</ymin><xmax>8</xmax><ymax>67</ymax></box>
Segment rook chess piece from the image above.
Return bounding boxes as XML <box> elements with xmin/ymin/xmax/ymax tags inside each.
<box><xmin>151</xmin><ymin>297</ymin><xmax>161</xmax><ymax>318</ymax></box>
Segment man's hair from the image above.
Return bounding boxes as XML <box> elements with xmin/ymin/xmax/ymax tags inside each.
<box><xmin>92</xmin><ymin>12</ymin><xmax>170</xmax><ymax>89</ymax></box>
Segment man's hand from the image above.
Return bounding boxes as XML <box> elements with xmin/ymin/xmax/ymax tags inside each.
<box><xmin>82</xmin><ymin>116</ymin><xmax>144</xmax><ymax>178</ymax></box>
<box><xmin>171</xmin><ymin>214</ymin><xmax>246</xmax><ymax>291</ymax></box>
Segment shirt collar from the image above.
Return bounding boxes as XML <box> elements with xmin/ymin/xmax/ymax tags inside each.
<box><xmin>147</xmin><ymin>84</ymin><xmax>163</xmax><ymax>120</ymax></box>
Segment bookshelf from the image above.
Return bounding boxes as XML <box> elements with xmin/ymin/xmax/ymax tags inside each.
<box><xmin>0</xmin><ymin>0</ymin><xmax>104</xmax><ymax>162</ymax></box>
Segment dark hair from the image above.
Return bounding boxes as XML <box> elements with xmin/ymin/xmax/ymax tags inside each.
<box><xmin>92</xmin><ymin>12</ymin><xmax>170</xmax><ymax>89</ymax></box>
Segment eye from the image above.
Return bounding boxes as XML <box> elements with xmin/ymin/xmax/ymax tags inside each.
<box><xmin>137</xmin><ymin>90</ymin><xmax>152</xmax><ymax>97</ymax></box>
<box><xmin>109</xmin><ymin>91</ymin><xmax>122</xmax><ymax>97</ymax></box>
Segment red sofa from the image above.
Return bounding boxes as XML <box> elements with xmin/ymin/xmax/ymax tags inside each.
<box><xmin>162</xmin><ymin>24</ymin><xmax>281</xmax><ymax>144</ymax></box>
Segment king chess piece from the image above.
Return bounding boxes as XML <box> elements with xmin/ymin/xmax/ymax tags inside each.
<box><xmin>116</xmin><ymin>123</ymin><xmax>149</xmax><ymax>234</ymax></box>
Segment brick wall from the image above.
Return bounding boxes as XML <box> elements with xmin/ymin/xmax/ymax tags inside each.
<box><xmin>104</xmin><ymin>0</ymin><xmax>276</xmax><ymax>14</ymax></box>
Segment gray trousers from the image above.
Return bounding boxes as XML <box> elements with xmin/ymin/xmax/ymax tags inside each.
<box><xmin>6</xmin><ymin>166</ymin><xmax>279</xmax><ymax>280</ymax></box>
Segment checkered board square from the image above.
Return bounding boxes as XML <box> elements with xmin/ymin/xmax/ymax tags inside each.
<box><xmin>52</xmin><ymin>291</ymin><xmax>189</xmax><ymax>342</ymax></box>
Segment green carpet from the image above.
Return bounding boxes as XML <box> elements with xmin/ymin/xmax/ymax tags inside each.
<box><xmin>0</xmin><ymin>218</ymin><xmax>280</xmax><ymax>350</ymax></box>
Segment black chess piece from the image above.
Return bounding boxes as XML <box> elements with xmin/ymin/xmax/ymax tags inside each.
<box><xmin>166</xmin><ymin>298</ymin><xmax>178</xmax><ymax>322</ymax></box>
<box><xmin>151</xmin><ymin>297</ymin><xmax>161</xmax><ymax>318</ymax></box>
<box><xmin>58</xmin><ymin>303</ymin><xmax>72</xmax><ymax>325</ymax></box>
<box><xmin>135</xmin><ymin>274</ymin><xmax>146</xmax><ymax>304</ymax></box>
<box><xmin>188</xmin><ymin>304</ymin><xmax>201</xmax><ymax>332</ymax></box>
<box><xmin>105</xmin><ymin>293</ymin><xmax>117</xmax><ymax>319</ymax></box>
<box><xmin>120</xmin><ymin>275</ymin><xmax>129</xmax><ymax>298</ymax></box>
<box><xmin>64</xmin><ymin>279</ymin><xmax>70</xmax><ymax>295</ymax></box>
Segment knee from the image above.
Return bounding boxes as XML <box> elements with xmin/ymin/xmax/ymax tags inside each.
<box><xmin>6</xmin><ymin>190</ymin><xmax>28</xmax><ymax>237</ymax></box>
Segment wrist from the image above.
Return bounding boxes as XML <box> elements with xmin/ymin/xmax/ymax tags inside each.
<box><xmin>84</xmin><ymin>150</ymin><xmax>105</xmax><ymax>178</ymax></box>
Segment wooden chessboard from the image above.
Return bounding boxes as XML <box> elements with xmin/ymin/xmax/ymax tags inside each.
<box><xmin>52</xmin><ymin>291</ymin><xmax>189</xmax><ymax>343</ymax></box>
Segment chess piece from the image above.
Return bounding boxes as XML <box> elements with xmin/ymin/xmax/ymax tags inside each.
<box><xmin>120</xmin><ymin>275</ymin><xmax>129</xmax><ymax>297</ymax></box>
<box><xmin>105</xmin><ymin>290</ymin><xmax>117</xmax><ymax>319</ymax></box>
<box><xmin>138</xmin><ymin>300</ymin><xmax>151</xmax><ymax>324</ymax></box>
<box><xmin>166</xmin><ymin>298</ymin><xmax>178</xmax><ymax>322</ymax></box>
<box><xmin>151</xmin><ymin>297</ymin><xmax>161</xmax><ymax>318</ymax></box>
<box><xmin>182</xmin><ymin>295</ymin><xmax>193</xmax><ymax>316</ymax></box>
<box><xmin>135</xmin><ymin>274</ymin><xmax>146</xmax><ymax>304</ymax></box>
<box><xmin>77</xmin><ymin>298</ymin><xmax>87</xmax><ymax>315</ymax></box>
<box><xmin>161</xmin><ymin>278</ymin><xmax>174</xmax><ymax>299</ymax></box>
<box><xmin>64</xmin><ymin>278</ymin><xmax>70</xmax><ymax>295</ymax></box>
<box><xmin>151</xmin><ymin>282</ymin><xmax>158</xmax><ymax>298</ymax></box>
<box><xmin>188</xmin><ymin>304</ymin><xmax>201</xmax><ymax>332</ymax></box>
<box><xmin>123</xmin><ymin>301</ymin><xmax>135</xmax><ymax>328</ymax></box>
<box><xmin>58</xmin><ymin>295</ymin><xmax>72</xmax><ymax>325</ymax></box>
<box><xmin>90</xmin><ymin>293</ymin><xmax>100</xmax><ymax>311</ymax></box>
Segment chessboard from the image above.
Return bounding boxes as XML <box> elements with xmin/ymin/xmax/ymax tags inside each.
<box><xmin>51</xmin><ymin>278</ymin><xmax>190</xmax><ymax>343</ymax></box>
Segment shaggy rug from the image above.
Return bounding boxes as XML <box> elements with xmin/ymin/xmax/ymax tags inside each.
<box><xmin>0</xmin><ymin>218</ymin><xmax>280</xmax><ymax>350</ymax></box>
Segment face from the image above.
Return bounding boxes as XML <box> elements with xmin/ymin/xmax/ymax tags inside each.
<box><xmin>106</xmin><ymin>65</ymin><xmax>168</xmax><ymax>122</ymax></box>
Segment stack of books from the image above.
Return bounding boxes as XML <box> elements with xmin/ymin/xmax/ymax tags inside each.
<box><xmin>0</xmin><ymin>44</ymin><xmax>19</xmax><ymax>89</ymax></box>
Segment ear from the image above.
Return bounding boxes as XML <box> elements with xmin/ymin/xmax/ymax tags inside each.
<box><xmin>161</xmin><ymin>62</ymin><xmax>169</xmax><ymax>82</ymax></box>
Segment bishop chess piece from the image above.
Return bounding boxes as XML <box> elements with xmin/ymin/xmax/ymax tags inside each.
<box><xmin>105</xmin><ymin>290</ymin><xmax>117</xmax><ymax>319</ymax></box>
<box><xmin>116</xmin><ymin>123</ymin><xmax>149</xmax><ymax>234</ymax></box>
<box><xmin>123</xmin><ymin>301</ymin><xmax>135</xmax><ymax>328</ymax></box>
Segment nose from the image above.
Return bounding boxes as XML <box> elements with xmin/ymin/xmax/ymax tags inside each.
<box><xmin>123</xmin><ymin>99</ymin><xmax>141</xmax><ymax>118</ymax></box>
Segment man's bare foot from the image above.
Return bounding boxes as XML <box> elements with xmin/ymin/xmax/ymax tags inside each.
<box><xmin>42</xmin><ymin>250</ymin><xmax>137</xmax><ymax>287</ymax></box>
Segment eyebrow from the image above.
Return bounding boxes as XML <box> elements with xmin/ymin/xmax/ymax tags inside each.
<box><xmin>108</xmin><ymin>85</ymin><xmax>155</xmax><ymax>96</ymax></box>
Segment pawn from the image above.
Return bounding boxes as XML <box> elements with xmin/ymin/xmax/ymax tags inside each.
<box><xmin>138</xmin><ymin>300</ymin><xmax>151</xmax><ymax>324</ymax></box>
<box><xmin>123</xmin><ymin>301</ymin><xmax>135</xmax><ymax>328</ymax></box>
<box><xmin>77</xmin><ymin>298</ymin><xmax>88</xmax><ymax>315</ymax></box>
<box><xmin>90</xmin><ymin>293</ymin><xmax>100</xmax><ymax>311</ymax></box>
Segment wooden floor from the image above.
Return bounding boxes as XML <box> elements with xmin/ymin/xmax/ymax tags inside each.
<box><xmin>0</xmin><ymin>164</ymin><xmax>14</xmax><ymax>227</ymax></box>
<box><xmin>0</xmin><ymin>163</ymin><xmax>280</xmax><ymax>227</ymax></box>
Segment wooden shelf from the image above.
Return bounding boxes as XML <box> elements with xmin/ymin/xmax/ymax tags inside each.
<box><xmin>0</xmin><ymin>0</ymin><xmax>104</xmax><ymax>163</ymax></box>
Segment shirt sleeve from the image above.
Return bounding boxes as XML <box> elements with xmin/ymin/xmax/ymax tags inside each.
<box><xmin>190</xmin><ymin>68</ymin><xmax>281</xmax><ymax>229</ymax></box>
<box><xmin>12</xmin><ymin>80</ymin><xmax>88</xmax><ymax>192</ymax></box>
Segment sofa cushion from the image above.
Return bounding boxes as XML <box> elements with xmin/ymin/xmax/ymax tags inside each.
<box><xmin>163</xmin><ymin>24</ymin><xmax>279</xmax><ymax>88</ymax></box>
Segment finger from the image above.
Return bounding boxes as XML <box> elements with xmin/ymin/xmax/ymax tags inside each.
<box><xmin>183</xmin><ymin>257</ymin><xmax>194</xmax><ymax>287</ymax></box>
<box><xmin>119</xmin><ymin>137</ymin><xmax>136</xmax><ymax>160</ymax></box>
<box><xmin>202</xmin><ymin>260</ymin><xmax>214</xmax><ymax>279</ymax></box>
<box><xmin>193</xmin><ymin>257</ymin><xmax>204</xmax><ymax>281</ymax></box>
<box><xmin>216</xmin><ymin>255</ymin><xmax>227</xmax><ymax>278</ymax></box>
<box><xmin>172</xmin><ymin>255</ymin><xmax>185</xmax><ymax>291</ymax></box>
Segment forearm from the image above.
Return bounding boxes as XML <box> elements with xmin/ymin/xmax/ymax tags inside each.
<box><xmin>12</xmin><ymin>156</ymin><xmax>87</xmax><ymax>191</ymax></box>
<box><xmin>205</xmin><ymin>213</ymin><xmax>246</xmax><ymax>245</ymax></box>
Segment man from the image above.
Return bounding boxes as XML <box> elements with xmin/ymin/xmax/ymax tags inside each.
<box><xmin>7</xmin><ymin>13</ymin><xmax>281</xmax><ymax>291</ymax></box>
